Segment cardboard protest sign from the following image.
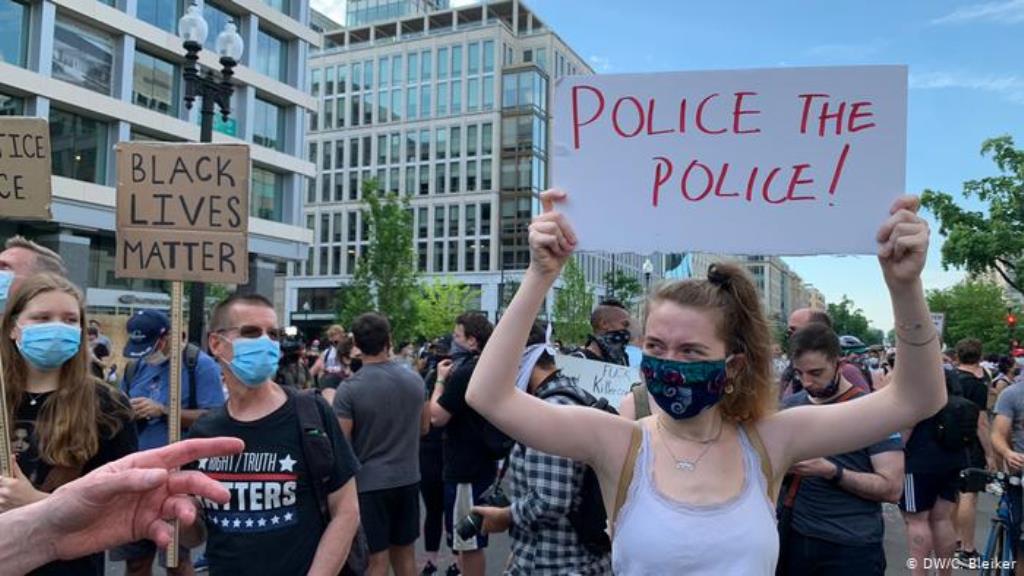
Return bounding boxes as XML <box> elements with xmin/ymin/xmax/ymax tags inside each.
<box><xmin>0</xmin><ymin>117</ymin><xmax>52</xmax><ymax>221</ymax></box>
<box><xmin>555</xmin><ymin>354</ymin><xmax>640</xmax><ymax>408</ymax></box>
<box><xmin>115</xmin><ymin>143</ymin><xmax>250</xmax><ymax>284</ymax></box>
<box><xmin>552</xmin><ymin>66</ymin><xmax>907</xmax><ymax>255</ymax></box>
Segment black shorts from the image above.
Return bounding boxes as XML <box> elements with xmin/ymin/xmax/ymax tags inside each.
<box><xmin>900</xmin><ymin>470</ymin><xmax>960</xmax><ymax>513</ymax></box>
<box><xmin>358</xmin><ymin>483</ymin><xmax>421</xmax><ymax>554</ymax></box>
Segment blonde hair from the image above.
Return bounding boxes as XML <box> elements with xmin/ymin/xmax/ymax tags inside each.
<box><xmin>644</xmin><ymin>263</ymin><xmax>776</xmax><ymax>423</ymax></box>
<box><xmin>1</xmin><ymin>274</ymin><xmax>126</xmax><ymax>468</ymax></box>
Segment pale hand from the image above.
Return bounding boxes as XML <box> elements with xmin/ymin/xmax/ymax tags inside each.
<box><xmin>437</xmin><ymin>359</ymin><xmax>454</xmax><ymax>382</ymax></box>
<box><xmin>528</xmin><ymin>189</ymin><xmax>578</xmax><ymax>279</ymax></box>
<box><xmin>472</xmin><ymin>506</ymin><xmax>512</xmax><ymax>534</ymax></box>
<box><xmin>131</xmin><ymin>397</ymin><xmax>166</xmax><ymax>420</ymax></box>
<box><xmin>42</xmin><ymin>437</ymin><xmax>242</xmax><ymax>561</ymax></box>
<box><xmin>1005</xmin><ymin>451</ymin><xmax>1024</xmax><ymax>472</ymax></box>
<box><xmin>876</xmin><ymin>195</ymin><xmax>929</xmax><ymax>288</ymax></box>
<box><xmin>789</xmin><ymin>458</ymin><xmax>838</xmax><ymax>479</ymax></box>
<box><xmin>0</xmin><ymin>457</ymin><xmax>46</xmax><ymax>512</ymax></box>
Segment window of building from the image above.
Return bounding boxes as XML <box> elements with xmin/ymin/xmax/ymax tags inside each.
<box><xmin>438</xmin><ymin>47</ymin><xmax>449</xmax><ymax>79</ymax></box>
<box><xmin>254</xmin><ymin>98</ymin><xmax>285</xmax><ymax>151</ymax></box>
<box><xmin>481</xmin><ymin>158</ymin><xmax>492</xmax><ymax>190</ymax></box>
<box><xmin>0</xmin><ymin>0</ymin><xmax>29</xmax><ymax>67</ymax></box>
<box><xmin>435</xmin><ymin>163</ymin><xmax>446</xmax><ymax>194</ymax></box>
<box><xmin>132</xmin><ymin>51</ymin><xmax>179</xmax><ymax>116</ymax></box>
<box><xmin>311</xmin><ymin>68</ymin><xmax>321</xmax><ymax>97</ymax></box>
<box><xmin>467</xmin><ymin>125</ymin><xmax>478</xmax><ymax>157</ymax></box>
<box><xmin>263</xmin><ymin>0</ymin><xmax>290</xmax><ymax>15</ymax></box>
<box><xmin>49</xmin><ymin>108</ymin><xmax>108</xmax><ymax>184</ymax></box>
<box><xmin>53</xmin><ymin>16</ymin><xmax>115</xmax><ymax>96</ymax></box>
<box><xmin>252</xmin><ymin>167</ymin><xmax>284</xmax><ymax>222</ymax></box>
<box><xmin>436</xmin><ymin>128</ymin><xmax>447</xmax><ymax>160</ymax></box>
<box><xmin>202</xmin><ymin>2</ymin><xmax>235</xmax><ymax>54</ymax></box>
<box><xmin>467</xmin><ymin>78</ymin><xmax>479</xmax><ymax>112</ymax></box>
<box><xmin>420</xmin><ymin>86</ymin><xmax>431</xmax><ymax>119</ymax></box>
<box><xmin>421</xmin><ymin>49</ymin><xmax>432</xmax><ymax>81</ymax></box>
<box><xmin>483</xmin><ymin>40</ymin><xmax>495</xmax><ymax>73</ymax></box>
<box><xmin>481</xmin><ymin>123</ymin><xmax>493</xmax><ymax>155</ymax></box>
<box><xmin>451</xmin><ymin>79</ymin><xmax>462</xmax><ymax>114</ymax></box>
<box><xmin>0</xmin><ymin>92</ymin><xmax>24</xmax><ymax>116</ymax></box>
<box><xmin>450</xmin><ymin>126</ymin><xmax>461</xmax><ymax>158</ymax></box>
<box><xmin>468</xmin><ymin>42</ymin><xmax>480</xmax><ymax>75</ymax></box>
<box><xmin>406</xmin><ymin>87</ymin><xmax>418</xmax><ymax>119</ymax></box>
<box><xmin>452</xmin><ymin>45</ymin><xmax>462</xmax><ymax>76</ymax></box>
<box><xmin>137</xmin><ymin>0</ymin><xmax>179</xmax><ymax>32</ymax></box>
<box><xmin>437</xmin><ymin>83</ymin><xmax>448</xmax><ymax>116</ymax></box>
<box><xmin>256</xmin><ymin>28</ymin><xmax>288</xmax><ymax>82</ymax></box>
<box><xmin>407</xmin><ymin>52</ymin><xmax>418</xmax><ymax>83</ymax></box>
<box><xmin>325</xmin><ymin>66</ymin><xmax>335</xmax><ymax>95</ymax></box>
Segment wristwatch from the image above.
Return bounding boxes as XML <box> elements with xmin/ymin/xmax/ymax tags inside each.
<box><xmin>829</xmin><ymin>463</ymin><xmax>845</xmax><ymax>484</ymax></box>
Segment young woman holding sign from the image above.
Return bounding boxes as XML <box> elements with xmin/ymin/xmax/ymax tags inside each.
<box><xmin>466</xmin><ymin>190</ymin><xmax>943</xmax><ymax>574</ymax></box>
<box><xmin>0</xmin><ymin>273</ymin><xmax>137</xmax><ymax>575</ymax></box>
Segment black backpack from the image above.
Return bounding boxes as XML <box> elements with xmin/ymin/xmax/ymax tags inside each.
<box><xmin>289</xmin><ymin>387</ymin><xmax>369</xmax><ymax>576</ymax></box>
<box><xmin>935</xmin><ymin>369</ymin><xmax>980</xmax><ymax>452</ymax></box>
<box><xmin>535</xmin><ymin>386</ymin><xmax>617</xmax><ymax>556</ymax></box>
<box><xmin>123</xmin><ymin>343</ymin><xmax>201</xmax><ymax>409</ymax></box>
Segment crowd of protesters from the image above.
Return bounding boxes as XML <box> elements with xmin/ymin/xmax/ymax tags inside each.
<box><xmin>6</xmin><ymin>188</ymin><xmax>1024</xmax><ymax>576</ymax></box>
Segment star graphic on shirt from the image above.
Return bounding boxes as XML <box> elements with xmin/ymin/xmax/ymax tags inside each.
<box><xmin>257</xmin><ymin>518</ymin><xmax>267</xmax><ymax>527</ymax></box>
<box><xmin>245</xmin><ymin>519</ymin><xmax>254</xmax><ymax>528</ymax></box>
<box><xmin>284</xmin><ymin>512</ymin><xmax>293</xmax><ymax>522</ymax></box>
<box><xmin>271</xmin><ymin>515</ymin><xmax>280</xmax><ymax>525</ymax></box>
<box><xmin>208</xmin><ymin>515</ymin><xmax>218</xmax><ymax>525</ymax></box>
<box><xmin>220</xmin><ymin>518</ymin><xmax>229</xmax><ymax>528</ymax></box>
<box><xmin>197</xmin><ymin>458</ymin><xmax>208</xmax><ymax>470</ymax></box>
<box><xmin>232</xmin><ymin>519</ymin><xmax>241</xmax><ymax>528</ymax></box>
<box><xmin>278</xmin><ymin>455</ymin><xmax>297</xmax><ymax>472</ymax></box>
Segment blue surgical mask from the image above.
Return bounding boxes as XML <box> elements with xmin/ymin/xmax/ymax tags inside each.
<box><xmin>17</xmin><ymin>322</ymin><xmax>82</xmax><ymax>371</ymax></box>
<box><xmin>641</xmin><ymin>354</ymin><xmax>729</xmax><ymax>420</ymax></box>
<box><xmin>0</xmin><ymin>270</ymin><xmax>13</xmax><ymax>312</ymax></box>
<box><xmin>226</xmin><ymin>336</ymin><xmax>281</xmax><ymax>388</ymax></box>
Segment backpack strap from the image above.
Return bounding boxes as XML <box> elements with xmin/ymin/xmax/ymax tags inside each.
<box><xmin>291</xmin><ymin>388</ymin><xmax>334</xmax><ymax>523</ymax></box>
<box><xmin>741</xmin><ymin>422</ymin><xmax>781</xmax><ymax>503</ymax></box>
<box><xmin>185</xmin><ymin>343</ymin><xmax>200</xmax><ymax>410</ymax></box>
<box><xmin>629</xmin><ymin>382</ymin><xmax>650</xmax><ymax>419</ymax></box>
<box><xmin>121</xmin><ymin>360</ymin><xmax>139</xmax><ymax>397</ymax></box>
<box><xmin>611</xmin><ymin>424</ymin><xmax>643</xmax><ymax>534</ymax></box>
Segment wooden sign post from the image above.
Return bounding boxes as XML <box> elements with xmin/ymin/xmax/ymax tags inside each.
<box><xmin>0</xmin><ymin>117</ymin><xmax>54</xmax><ymax>477</ymax></box>
<box><xmin>115</xmin><ymin>142</ymin><xmax>250</xmax><ymax>565</ymax></box>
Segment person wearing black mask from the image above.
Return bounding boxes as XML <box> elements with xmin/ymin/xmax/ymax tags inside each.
<box><xmin>572</xmin><ymin>299</ymin><xmax>632</xmax><ymax>366</ymax></box>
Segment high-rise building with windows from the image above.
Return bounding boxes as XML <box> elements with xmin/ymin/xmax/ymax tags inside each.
<box><xmin>0</xmin><ymin>0</ymin><xmax>316</xmax><ymax>320</ymax></box>
<box><xmin>291</xmin><ymin>0</ymin><xmax>660</xmax><ymax>329</ymax></box>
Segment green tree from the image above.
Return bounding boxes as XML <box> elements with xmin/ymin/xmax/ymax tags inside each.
<box><xmin>921</xmin><ymin>136</ymin><xmax>1024</xmax><ymax>295</ymax></box>
<box><xmin>603</xmin><ymin>269</ymin><xmax>643</xmax><ymax>309</ymax></box>
<box><xmin>414</xmin><ymin>277</ymin><xmax>481</xmax><ymax>340</ymax></box>
<box><xmin>926</xmin><ymin>280</ymin><xmax>1016</xmax><ymax>354</ymax></box>
<box><xmin>553</xmin><ymin>257</ymin><xmax>594</xmax><ymax>346</ymax></box>
<box><xmin>827</xmin><ymin>296</ymin><xmax>877</xmax><ymax>344</ymax></box>
<box><xmin>336</xmin><ymin>180</ymin><xmax>419</xmax><ymax>343</ymax></box>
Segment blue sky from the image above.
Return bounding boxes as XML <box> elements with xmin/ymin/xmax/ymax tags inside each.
<box><xmin>312</xmin><ymin>0</ymin><xmax>1024</xmax><ymax>330</ymax></box>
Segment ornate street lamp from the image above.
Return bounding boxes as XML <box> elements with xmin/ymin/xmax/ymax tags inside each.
<box><xmin>178</xmin><ymin>1</ymin><xmax>245</xmax><ymax>344</ymax></box>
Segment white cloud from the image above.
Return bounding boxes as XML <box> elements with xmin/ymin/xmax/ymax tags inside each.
<box><xmin>588</xmin><ymin>55</ymin><xmax>612</xmax><ymax>73</ymax></box>
<box><xmin>931</xmin><ymin>0</ymin><xmax>1024</xmax><ymax>24</ymax></box>
<box><xmin>909</xmin><ymin>71</ymin><xmax>1024</xmax><ymax>104</ymax></box>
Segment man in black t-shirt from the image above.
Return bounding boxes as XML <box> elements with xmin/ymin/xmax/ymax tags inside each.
<box><xmin>429</xmin><ymin>313</ymin><xmax>497</xmax><ymax>576</ymax></box>
<box><xmin>952</xmin><ymin>338</ymin><xmax>994</xmax><ymax>562</ymax></box>
<box><xmin>182</xmin><ymin>293</ymin><xmax>361</xmax><ymax>576</ymax></box>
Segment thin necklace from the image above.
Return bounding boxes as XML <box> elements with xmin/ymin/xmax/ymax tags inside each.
<box><xmin>657</xmin><ymin>417</ymin><xmax>724</xmax><ymax>472</ymax></box>
<box><xmin>25</xmin><ymin>391</ymin><xmax>50</xmax><ymax>407</ymax></box>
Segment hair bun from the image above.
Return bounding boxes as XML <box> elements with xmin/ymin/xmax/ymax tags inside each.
<box><xmin>707</xmin><ymin>265</ymin><xmax>731</xmax><ymax>289</ymax></box>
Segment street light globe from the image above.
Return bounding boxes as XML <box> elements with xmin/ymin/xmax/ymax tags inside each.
<box><xmin>216</xmin><ymin>21</ymin><xmax>245</xmax><ymax>62</ymax></box>
<box><xmin>178</xmin><ymin>2</ymin><xmax>209</xmax><ymax>45</ymax></box>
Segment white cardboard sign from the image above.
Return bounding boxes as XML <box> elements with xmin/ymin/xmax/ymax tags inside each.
<box><xmin>555</xmin><ymin>354</ymin><xmax>640</xmax><ymax>409</ymax></box>
<box><xmin>552</xmin><ymin>66</ymin><xmax>907</xmax><ymax>255</ymax></box>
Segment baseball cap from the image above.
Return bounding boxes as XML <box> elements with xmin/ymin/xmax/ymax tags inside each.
<box><xmin>123</xmin><ymin>309</ymin><xmax>170</xmax><ymax>359</ymax></box>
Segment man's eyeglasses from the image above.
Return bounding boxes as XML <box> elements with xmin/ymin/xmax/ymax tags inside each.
<box><xmin>215</xmin><ymin>325</ymin><xmax>284</xmax><ymax>341</ymax></box>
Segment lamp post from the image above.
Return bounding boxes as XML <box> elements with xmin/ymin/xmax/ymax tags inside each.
<box><xmin>178</xmin><ymin>1</ymin><xmax>244</xmax><ymax>345</ymax></box>
<box><xmin>642</xmin><ymin>258</ymin><xmax>654</xmax><ymax>327</ymax></box>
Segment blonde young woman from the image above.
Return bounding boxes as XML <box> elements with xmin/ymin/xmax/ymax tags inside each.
<box><xmin>466</xmin><ymin>190</ymin><xmax>944</xmax><ymax>574</ymax></box>
<box><xmin>0</xmin><ymin>273</ymin><xmax>137</xmax><ymax>575</ymax></box>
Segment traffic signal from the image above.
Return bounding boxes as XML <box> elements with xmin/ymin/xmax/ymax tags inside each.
<box><xmin>1009</xmin><ymin>309</ymin><xmax>1018</xmax><ymax>328</ymax></box>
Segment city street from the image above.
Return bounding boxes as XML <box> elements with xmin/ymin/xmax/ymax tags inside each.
<box><xmin>105</xmin><ymin>493</ymin><xmax>998</xmax><ymax>575</ymax></box>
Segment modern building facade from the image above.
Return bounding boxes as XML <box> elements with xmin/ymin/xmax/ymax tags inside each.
<box><xmin>739</xmin><ymin>255</ymin><xmax>818</xmax><ymax>326</ymax></box>
<box><xmin>289</xmin><ymin>0</ymin><xmax>663</xmax><ymax>329</ymax></box>
<box><xmin>0</xmin><ymin>0</ymin><xmax>316</xmax><ymax>319</ymax></box>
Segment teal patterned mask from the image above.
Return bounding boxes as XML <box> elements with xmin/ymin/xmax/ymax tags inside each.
<box><xmin>641</xmin><ymin>354</ymin><xmax>730</xmax><ymax>419</ymax></box>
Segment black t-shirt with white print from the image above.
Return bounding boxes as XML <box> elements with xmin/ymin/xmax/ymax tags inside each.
<box><xmin>14</xmin><ymin>384</ymin><xmax>138</xmax><ymax>576</ymax></box>
<box><xmin>187</xmin><ymin>391</ymin><xmax>359</xmax><ymax>576</ymax></box>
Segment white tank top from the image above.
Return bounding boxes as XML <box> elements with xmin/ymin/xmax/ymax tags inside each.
<box><xmin>612</xmin><ymin>425</ymin><xmax>779</xmax><ymax>575</ymax></box>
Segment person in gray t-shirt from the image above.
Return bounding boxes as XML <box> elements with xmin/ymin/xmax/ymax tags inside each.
<box><xmin>992</xmin><ymin>382</ymin><xmax>1024</xmax><ymax>553</ymax></box>
<box><xmin>333</xmin><ymin>313</ymin><xmax>429</xmax><ymax>576</ymax></box>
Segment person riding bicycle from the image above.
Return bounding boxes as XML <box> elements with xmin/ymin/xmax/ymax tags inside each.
<box><xmin>992</xmin><ymin>377</ymin><xmax>1024</xmax><ymax>571</ymax></box>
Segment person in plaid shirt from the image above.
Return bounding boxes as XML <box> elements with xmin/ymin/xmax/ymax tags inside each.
<box><xmin>473</xmin><ymin>324</ymin><xmax>612</xmax><ymax>575</ymax></box>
